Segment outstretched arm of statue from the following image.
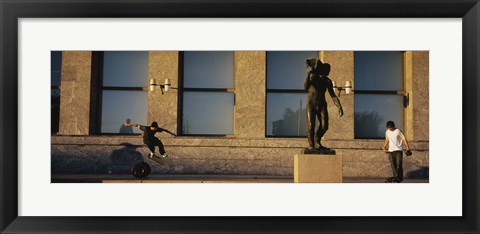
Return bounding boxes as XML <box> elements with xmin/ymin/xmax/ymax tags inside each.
<box><xmin>328</xmin><ymin>80</ymin><xmax>344</xmax><ymax>117</ymax></box>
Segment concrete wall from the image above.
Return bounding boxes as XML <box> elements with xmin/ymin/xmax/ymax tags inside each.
<box><xmin>52</xmin><ymin>51</ymin><xmax>429</xmax><ymax>178</ymax></box>
<box><xmin>234</xmin><ymin>51</ymin><xmax>266</xmax><ymax>138</ymax></box>
<box><xmin>147</xmin><ymin>51</ymin><xmax>178</xmax><ymax>136</ymax></box>
<box><xmin>58</xmin><ymin>52</ymin><xmax>92</xmax><ymax>135</ymax></box>
<box><xmin>52</xmin><ymin>136</ymin><xmax>429</xmax><ymax>177</ymax></box>
<box><xmin>412</xmin><ymin>51</ymin><xmax>429</xmax><ymax>142</ymax></box>
<box><xmin>323</xmin><ymin>51</ymin><xmax>355</xmax><ymax>140</ymax></box>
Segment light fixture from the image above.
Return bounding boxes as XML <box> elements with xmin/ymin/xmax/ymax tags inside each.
<box><xmin>149</xmin><ymin>78</ymin><xmax>175</xmax><ymax>95</ymax></box>
<box><xmin>332</xmin><ymin>80</ymin><xmax>353</xmax><ymax>97</ymax></box>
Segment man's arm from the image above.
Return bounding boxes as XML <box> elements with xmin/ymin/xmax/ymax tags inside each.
<box><xmin>383</xmin><ymin>139</ymin><xmax>389</xmax><ymax>153</ymax></box>
<box><xmin>327</xmin><ymin>79</ymin><xmax>344</xmax><ymax>117</ymax></box>
<box><xmin>157</xmin><ymin>127</ymin><xmax>177</xmax><ymax>136</ymax></box>
<box><xmin>399</xmin><ymin>131</ymin><xmax>411</xmax><ymax>150</ymax></box>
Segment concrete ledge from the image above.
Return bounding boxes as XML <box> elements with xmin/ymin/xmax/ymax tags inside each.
<box><xmin>294</xmin><ymin>154</ymin><xmax>343</xmax><ymax>183</ymax></box>
<box><xmin>51</xmin><ymin>135</ymin><xmax>430</xmax><ymax>150</ymax></box>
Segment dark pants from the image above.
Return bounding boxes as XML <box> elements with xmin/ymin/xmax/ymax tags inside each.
<box><xmin>306</xmin><ymin>102</ymin><xmax>329</xmax><ymax>148</ymax></box>
<box><xmin>389</xmin><ymin>151</ymin><xmax>403</xmax><ymax>181</ymax></box>
<box><xmin>144</xmin><ymin>138</ymin><xmax>165</xmax><ymax>155</ymax></box>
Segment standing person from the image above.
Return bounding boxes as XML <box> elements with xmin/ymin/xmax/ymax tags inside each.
<box><xmin>383</xmin><ymin>121</ymin><xmax>411</xmax><ymax>183</ymax></box>
<box><xmin>123</xmin><ymin>121</ymin><xmax>176</xmax><ymax>159</ymax></box>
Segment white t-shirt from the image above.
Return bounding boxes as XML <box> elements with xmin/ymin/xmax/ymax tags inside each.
<box><xmin>386</xmin><ymin>128</ymin><xmax>405</xmax><ymax>152</ymax></box>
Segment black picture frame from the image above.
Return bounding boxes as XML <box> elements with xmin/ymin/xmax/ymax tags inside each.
<box><xmin>1</xmin><ymin>0</ymin><xmax>478</xmax><ymax>233</ymax></box>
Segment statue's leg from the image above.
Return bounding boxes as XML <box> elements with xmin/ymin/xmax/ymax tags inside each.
<box><xmin>316</xmin><ymin>106</ymin><xmax>329</xmax><ymax>149</ymax></box>
<box><xmin>314</xmin><ymin>109</ymin><xmax>322</xmax><ymax>148</ymax></box>
<box><xmin>306</xmin><ymin>103</ymin><xmax>316</xmax><ymax>149</ymax></box>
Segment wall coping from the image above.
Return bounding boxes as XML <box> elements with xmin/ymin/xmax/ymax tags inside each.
<box><xmin>52</xmin><ymin>135</ymin><xmax>429</xmax><ymax>151</ymax></box>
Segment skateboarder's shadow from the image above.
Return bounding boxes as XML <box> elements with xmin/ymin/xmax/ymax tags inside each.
<box><xmin>110</xmin><ymin>142</ymin><xmax>144</xmax><ymax>173</ymax></box>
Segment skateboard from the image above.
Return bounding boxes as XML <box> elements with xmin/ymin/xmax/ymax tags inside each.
<box><xmin>385</xmin><ymin>177</ymin><xmax>401</xmax><ymax>183</ymax></box>
<box><xmin>131</xmin><ymin>162</ymin><xmax>151</xmax><ymax>178</ymax></box>
<box><xmin>148</xmin><ymin>154</ymin><xmax>169</xmax><ymax>166</ymax></box>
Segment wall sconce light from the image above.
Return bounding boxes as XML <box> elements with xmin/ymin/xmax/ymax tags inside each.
<box><xmin>332</xmin><ymin>80</ymin><xmax>353</xmax><ymax>97</ymax></box>
<box><xmin>149</xmin><ymin>79</ymin><xmax>176</xmax><ymax>95</ymax></box>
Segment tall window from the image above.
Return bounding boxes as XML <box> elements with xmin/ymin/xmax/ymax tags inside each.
<box><xmin>266</xmin><ymin>51</ymin><xmax>318</xmax><ymax>137</ymax></box>
<box><xmin>181</xmin><ymin>51</ymin><xmax>235</xmax><ymax>135</ymax></box>
<box><xmin>51</xmin><ymin>51</ymin><xmax>62</xmax><ymax>134</ymax></box>
<box><xmin>100</xmin><ymin>51</ymin><xmax>148</xmax><ymax>134</ymax></box>
<box><xmin>354</xmin><ymin>51</ymin><xmax>405</xmax><ymax>139</ymax></box>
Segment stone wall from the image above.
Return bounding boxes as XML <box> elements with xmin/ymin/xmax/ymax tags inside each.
<box><xmin>52</xmin><ymin>135</ymin><xmax>429</xmax><ymax>177</ymax></box>
<box><xmin>147</xmin><ymin>51</ymin><xmax>178</xmax><ymax>136</ymax></box>
<box><xmin>324</xmin><ymin>51</ymin><xmax>354</xmax><ymax>140</ymax></box>
<box><xmin>412</xmin><ymin>51</ymin><xmax>429</xmax><ymax>142</ymax></box>
<box><xmin>234</xmin><ymin>51</ymin><xmax>266</xmax><ymax>138</ymax></box>
<box><xmin>58</xmin><ymin>52</ymin><xmax>92</xmax><ymax>135</ymax></box>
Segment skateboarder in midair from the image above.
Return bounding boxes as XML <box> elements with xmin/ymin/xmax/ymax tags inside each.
<box><xmin>123</xmin><ymin>121</ymin><xmax>176</xmax><ymax>159</ymax></box>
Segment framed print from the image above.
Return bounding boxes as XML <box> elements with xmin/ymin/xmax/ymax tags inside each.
<box><xmin>1</xmin><ymin>0</ymin><xmax>479</xmax><ymax>233</ymax></box>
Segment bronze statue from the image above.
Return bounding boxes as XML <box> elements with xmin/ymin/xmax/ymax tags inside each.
<box><xmin>304</xmin><ymin>58</ymin><xmax>343</xmax><ymax>151</ymax></box>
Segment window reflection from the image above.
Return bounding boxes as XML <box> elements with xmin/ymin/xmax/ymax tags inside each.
<box><xmin>354</xmin><ymin>94</ymin><xmax>404</xmax><ymax>138</ymax></box>
<box><xmin>266</xmin><ymin>51</ymin><xmax>316</xmax><ymax>137</ymax></box>
<box><xmin>354</xmin><ymin>51</ymin><xmax>404</xmax><ymax>91</ymax></box>
<box><xmin>51</xmin><ymin>51</ymin><xmax>62</xmax><ymax>134</ymax></box>
<box><xmin>266</xmin><ymin>93</ymin><xmax>308</xmax><ymax>136</ymax></box>
<box><xmin>103</xmin><ymin>51</ymin><xmax>148</xmax><ymax>87</ymax></box>
<box><xmin>51</xmin><ymin>89</ymin><xmax>60</xmax><ymax>134</ymax></box>
<box><xmin>101</xmin><ymin>90</ymin><xmax>147</xmax><ymax>134</ymax></box>
<box><xmin>183</xmin><ymin>92</ymin><xmax>234</xmax><ymax>135</ymax></box>
<box><xmin>182</xmin><ymin>51</ymin><xmax>235</xmax><ymax>135</ymax></box>
<box><xmin>51</xmin><ymin>51</ymin><xmax>62</xmax><ymax>86</ymax></box>
<box><xmin>267</xmin><ymin>51</ymin><xmax>318</xmax><ymax>90</ymax></box>
<box><xmin>184</xmin><ymin>51</ymin><xmax>234</xmax><ymax>89</ymax></box>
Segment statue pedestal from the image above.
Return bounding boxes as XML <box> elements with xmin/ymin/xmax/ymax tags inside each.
<box><xmin>303</xmin><ymin>148</ymin><xmax>336</xmax><ymax>155</ymax></box>
<box><xmin>294</xmin><ymin>153</ymin><xmax>343</xmax><ymax>183</ymax></box>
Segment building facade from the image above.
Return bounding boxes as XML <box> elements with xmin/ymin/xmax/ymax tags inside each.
<box><xmin>51</xmin><ymin>51</ymin><xmax>429</xmax><ymax>178</ymax></box>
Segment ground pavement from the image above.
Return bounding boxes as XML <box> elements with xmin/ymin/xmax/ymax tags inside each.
<box><xmin>51</xmin><ymin>174</ymin><xmax>429</xmax><ymax>183</ymax></box>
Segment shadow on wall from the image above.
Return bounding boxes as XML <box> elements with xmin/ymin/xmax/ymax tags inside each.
<box><xmin>110</xmin><ymin>142</ymin><xmax>144</xmax><ymax>174</ymax></box>
<box><xmin>354</xmin><ymin>111</ymin><xmax>383</xmax><ymax>138</ymax></box>
<box><xmin>406</xmin><ymin>166</ymin><xmax>429</xmax><ymax>179</ymax></box>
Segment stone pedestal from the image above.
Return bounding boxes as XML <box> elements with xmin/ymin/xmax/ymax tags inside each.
<box><xmin>294</xmin><ymin>154</ymin><xmax>343</xmax><ymax>183</ymax></box>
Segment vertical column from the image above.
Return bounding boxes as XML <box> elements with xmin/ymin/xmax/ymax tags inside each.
<box><xmin>234</xmin><ymin>51</ymin><xmax>266</xmax><ymax>138</ymax></box>
<box><xmin>412</xmin><ymin>51</ymin><xmax>429</xmax><ymax>141</ymax></box>
<box><xmin>323</xmin><ymin>51</ymin><xmax>355</xmax><ymax>140</ymax></box>
<box><xmin>147</xmin><ymin>51</ymin><xmax>179</xmax><ymax>136</ymax></box>
<box><xmin>404</xmin><ymin>51</ymin><xmax>414</xmax><ymax>141</ymax></box>
<box><xmin>58</xmin><ymin>51</ymin><xmax>92</xmax><ymax>135</ymax></box>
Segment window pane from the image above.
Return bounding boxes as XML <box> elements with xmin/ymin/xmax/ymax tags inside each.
<box><xmin>354</xmin><ymin>94</ymin><xmax>404</xmax><ymax>138</ymax></box>
<box><xmin>103</xmin><ymin>51</ymin><xmax>148</xmax><ymax>87</ymax></box>
<box><xmin>101</xmin><ymin>90</ymin><xmax>147</xmax><ymax>134</ymax></box>
<box><xmin>183</xmin><ymin>92</ymin><xmax>234</xmax><ymax>134</ymax></box>
<box><xmin>184</xmin><ymin>51</ymin><xmax>234</xmax><ymax>88</ymax></box>
<box><xmin>267</xmin><ymin>51</ymin><xmax>318</xmax><ymax>90</ymax></box>
<box><xmin>51</xmin><ymin>89</ymin><xmax>60</xmax><ymax>133</ymax></box>
<box><xmin>51</xmin><ymin>51</ymin><xmax>62</xmax><ymax>86</ymax></box>
<box><xmin>354</xmin><ymin>51</ymin><xmax>404</xmax><ymax>91</ymax></box>
<box><xmin>266</xmin><ymin>93</ymin><xmax>308</xmax><ymax>136</ymax></box>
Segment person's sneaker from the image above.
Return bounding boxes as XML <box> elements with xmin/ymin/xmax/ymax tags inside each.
<box><xmin>148</xmin><ymin>152</ymin><xmax>154</xmax><ymax>159</ymax></box>
<box><xmin>161</xmin><ymin>153</ymin><xmax>168</xmax><ymax>159</ymax></box>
